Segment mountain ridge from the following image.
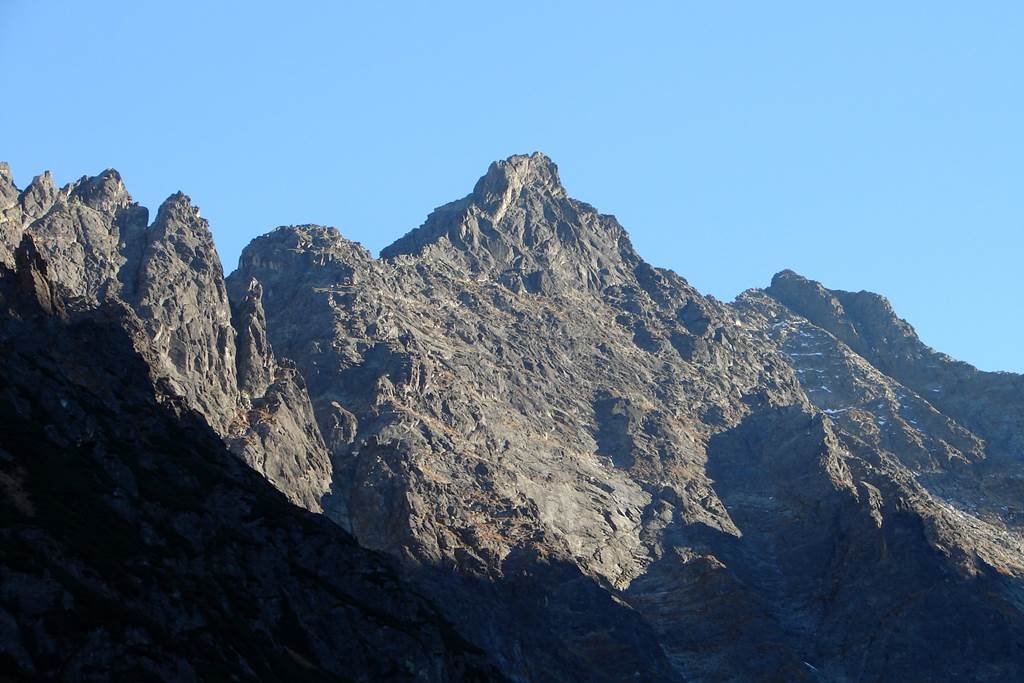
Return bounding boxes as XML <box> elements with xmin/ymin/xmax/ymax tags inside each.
<box><xmin>2</xmin><ymin>154</ymin><xmax>1022</xmax><ymax>681</ymax></box>
<box><xmin>0</xmin><ymin>234</ymin><xmax>505</xmax><ymax>681</ymax></box>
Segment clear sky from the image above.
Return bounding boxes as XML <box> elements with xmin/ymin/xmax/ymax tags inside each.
<box><xmin>2</xmin><ymin>2</ymin><xmax>1020</xmax><ymax>372</ymax></box>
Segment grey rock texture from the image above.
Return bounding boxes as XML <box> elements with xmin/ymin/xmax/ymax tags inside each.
<box><xmin>223</xmin><ymin>277</ymin><xmax>333</xmax><ymax>509</ymax></box>
<box><xmin>0</xmin><ymin>242</ymin><xmax>503</xmax><ymax>681</ymax></box>
<box><xmin>0</xmin><ymin>167</ymin><xmax>332</xmax><ymax>513</ymax></box>
<box><xmin>230</xmin><ymin>152</ymin><xmax>1024</xmax><ymax>681</ymax></box>
<box><xmin>133</xmin><ymin>192</ymin><xmax>238</xmax><ymax>432</ymax></box>
<box><xmin>0</xmin><ymin>169</ymin><xmax>147</xmax><ymax>298</ymax></box>
<box><xmin>766</xmin><ymin>269</ymin><xmax>1024</xmax><ymax>464</ymax></box>
<box><xmin>381</xmin><ymin>153</ymin><xmax>640</xmax><ymax>295</ymax></box>
<box><xmin>0</xmin><ymin>163</ymin><xmax>22</xmax><ymax>263</ymax></box>
<box><xmin>3</xmin><ymin>153</ymin><xmax>1023</xmax><ymax>681</ymax></box>
<box><xmin>233</xmin><ymin>278</ymin><xmax>276</xmax><ymax>396</ymax></box>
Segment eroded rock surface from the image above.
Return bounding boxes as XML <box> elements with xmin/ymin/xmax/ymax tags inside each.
<box><xmin>0</xmin><ymin>171</ymin><xmax>332</xmax><ymax>512</ymax></box>
<box><xmin>0</xmin><ymin>242</ymin><xmax>502</xmax><ymax>682</ymax></box>
<box><xmin>3</xmin><ymin>153</ymin><xmax>1023</xmax><ymax>681</ymax></box>
<box><xmin>766</xmin><ymin>269</ymin><xmax>1024</xmax><ymax>464</ymax></box>
<box><xmin>230</xmin><ymin>153</ymin><xmax>1024</xmax><ymax>681</ymax></box>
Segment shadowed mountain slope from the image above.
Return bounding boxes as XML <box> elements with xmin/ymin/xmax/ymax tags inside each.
<box><xmin>230</xmin><ymin>153</ymin><xmax>1024</xmax><ymax>681</ymax></box>
<box><xmin>0</xmin><ymin>237</ymin><xmax>502</xmax><ymax>681</ymax></box>
<box><xmin>3</xmin><ymin>154</ymin><xmax>1023</xmax><ymax>681</ymax></box>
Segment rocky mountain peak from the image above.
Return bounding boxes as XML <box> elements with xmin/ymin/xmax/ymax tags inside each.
<box><xmin>19</xmin><ymin>170</ymin><xmax>59</xmax><ymax>218</ymax></box>
<box><xmin>381</xmin><ymin>152</ymin><xmax>639</xmax><ymax>294</ymax></box>
<box><xmin>767</xmin><ymin>269</ymin><xmax>916</xmax><ymax>360</ymax></box>
<box><xmin>232</xmin><ymin>225</ymin><xmax>373</xmax><ymax>299</ymax></box>
<box><xmin>140</xmin><ymin>191</ymin><xmax>226</xmax><ymax>304</ymax></box>
<box><xmin>470</xmin><ymin>151</ymin><xmax>567</xmax><ymax>207</ymax></box>
<box><xmin>131</xmin><ymin>190</ymin><xmax>237</xmax><ymax>432</ymax></box>
<box><xmin>0</xmin><ymin>164</ymin><xmax>338</xmax><ymax>518</ymax></box>
<box><xmin>5</xmin><ymin>156</ymin><xmax>1024</xmax><ymax>682</ymax></box>
<box><xmin>764</xmin><ymin>268</ymin><xmax>1024</xmax><ymax>462</ymax></box>
<box><xmin>149</xmin><ymin>191</ymin><xmax>207</xmax><ymax>238</ymax></box>
<box><xmin>0</xmin><ymin>162</ymin><xmax>17</xmax><ymax>204</ymax></box>
<box><xmin>67</xmin><ymin>168</ymin><xmax>132</xmax><ymax>214</ymax></box>
<box><xmin>767</xmin><ymin>269</ymin><xmax>862</xmax><ymax>346</ymax></box>
<box><xmin>769</xmin><ymin>268</ymin><xmax>827</xmax><ymax>296</ymax></box>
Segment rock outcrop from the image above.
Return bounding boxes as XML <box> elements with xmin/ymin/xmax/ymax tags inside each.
<box><xmin>766</xmin><ymin>269</ymin><xmax>1024</xmax><ymax>463</ymax></box>
<box><xmin>0</xmin><ymin>171</ymin><xmax>332</xmax><ymax>512</ymax></box>
<box><xmin>133</xmin><ymin>192</ymin><xmax>238</xmax><ymax>431</ymax></box>
<box><xmin>230</xmin><ymin>153</ymin><xmax>1024</xmax><ymax>681</ymax></box>
<box><xmin>3</xmin><ymin>154</ymin><xmax>1023</xmax><ymax>681</ymax></box>
<box><xmin>0</xmin><ymin>241</ymin><xmax>502</xmax><ymax>681</ymax></box>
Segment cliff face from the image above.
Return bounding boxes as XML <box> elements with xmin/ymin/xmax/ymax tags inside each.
<box><xmin>3</xmin><ymin>154</ymin><xmax>1023</xmax><ymax>681</ymax></box>
<box><xmin>232</xmin><ymin>154</ymin><xmax>1024</xmax><ymax>681</ymax></box>
<box><xmin>0</xmin><ymin>238</ymin><xmax>502</xmax><ymax>681</ymax></box>
<box><xmin>0</xmin><ymin>171</ymin><xmax>331</xmax><ymax>513</ymax></box>
<box><xmin>765</xmin><ymin>269</ymin><xmax>1024</xmax><ymax>464</ymax></box>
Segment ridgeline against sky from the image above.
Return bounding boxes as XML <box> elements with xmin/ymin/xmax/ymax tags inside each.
<box><xmin>1</xmin><ymin>2</ymin><xmax>1020</xmax><ymax>371</ymax></box>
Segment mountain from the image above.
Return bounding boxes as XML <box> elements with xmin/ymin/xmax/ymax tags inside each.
<box><xmin>0</xmin><ymin>166</ymin><xmax>331</xmax><ymax>511</ymax></box>
<box><xmin>763</xmin><ymin>269</ymin><xmax>1024</xmax><ymax>465</ymax></box>
<box><xmin>0</xmin><ymin>237</ymin><xmax>501</xmax><ymax>681</ymax></box>
<box><xmin>3</xmin><ymin>154</ymin><xmax>1023</xmax><ymax>681</ymax></box>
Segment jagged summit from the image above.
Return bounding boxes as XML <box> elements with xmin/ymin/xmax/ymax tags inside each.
<box><xmin>0</xmin><ymin>164</ymin><xmax>335</xmax><ymax>514</ymax></box>
<box><xmin>232</xmin><ymin>224</ymin><xmax>374</xmax><ymax>286</ymax></box>
<box><xmin>66</xmin><ymin>168</ymin><xmax>132</xmax><ymax>213</ymax></box>
<box><xmin>380</xmin><ymin>152</ymin><xmax>568</xmax><ymax>260</ymax></box>
<box><xmin>18</xmin><ymin>170</ymin><xmax>59</xmax><ymax>218</ymax></box>
<box><xmin>770</xmin><ymin>268</ymin><xmax>904</xmax><ymax>320</ymax></box>
<box><xmin>4</xmin><ymin>159</ymin><xmax>1024</xmax><ymax>682</ymax></box>
<box><xmin>769</xmin><ymin>268</ymin><xmax>803</xmax><ymax>286</ymax></box>
<box><xmin>470</xmin><ymin>151</ymin><xmax>568</xmax><ymax>204</ymax></box>
<box><xmin>381</xmin><ymin>152</ymin><xmax>640</xmax><ymax>294</ymax></box>
<box><xmin>147</xmin><ymin>191</ymin><xmax>212</xmax><ymax>241</ymax></box>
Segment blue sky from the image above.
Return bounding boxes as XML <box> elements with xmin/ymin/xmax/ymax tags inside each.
<box><xmin>2</xmin><ymin>2</ymin><xmax>1020</xmax><ymax>371</ymax></box>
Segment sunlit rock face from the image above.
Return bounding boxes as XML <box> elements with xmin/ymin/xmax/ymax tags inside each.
<box><xmin>4</xmin><ymin>154</ymin><xmax>1023</xmax><ymax>681</ymax></box>
<box><xmin>0</xmin><ymin>168</ymin><xmax>333</xmax><ymax>514</ymax></box>
<box><xmin>0</xmin><ymin>239</ymin><xmax>504</xmax><ymax>681</ymax></box>
<box><xmin>232</xmin><ymin>153</ymin><xmax>1024</xmax><ymax>681</ymax></box>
